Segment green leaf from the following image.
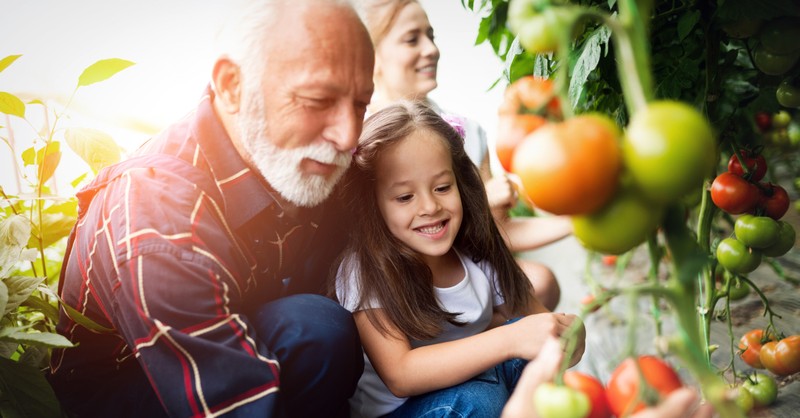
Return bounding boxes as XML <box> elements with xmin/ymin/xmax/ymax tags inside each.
<box><xmin>70</xmin><ymin>172</ymin><xmax>89</xmax><ymax>188</ymax></box>
<box><xmin>569</xmin><ymin>26</ymin><xmax>611</xmax><ymax>107</ymax></box>
<box><xmin>64</xmin><ymin>127</ymin><xmax>121</xmax><ymax>173</ymax></box>
<box><xmin>58</xmin><ymin>297</ymin><xmax>115</xmax><ymax>334</ymax></box>
<box><xmin>0</xmin><ymin>92</ymin><xmax>25</xmax><ymax>118</ymax></box>
<box><xmin>3</xmin><ymin>276</ymin><xmax>44</xmax><ymax>316</ymax></box>
<box><xmin>0</xmin><ymin>55</ymin><xmax>21</xmax><ymax>73</ymax></box>
<box><xmin>36</xmin><ymin>141</ymin><xmax>61</xmax><ymax>185</ymax></box>
<box><xmin>0</xmin><ymin>281</ymin><xmax>8</xmax><ymax>319</ymax></box>
<box><xmin>21</xmin><ymin>146</ymin><xmax>35</xmax><ymax>166</ymax></box>
<box><xmin>677</xmin><ymin>11</ymin><xmax>701</xmax><ymax>41</ymax></box>
<box><xmin>0</xmin><ymin>356</ymin><xmax>65</xmax><ymax>418</ymax></box>
<box><xmin>21</xmin><ymin>293</ymin><xmax>59</xmax><ymax>323</ymax></box>
<box><xmin>0</xmin><ymin>330</ymin><xmax>73</xmax><ymax>348</ymax></box>
<box><xmin>76</xmin><ymin>58</ymin><xmax>135</xmax><ymax>88</ymax></box>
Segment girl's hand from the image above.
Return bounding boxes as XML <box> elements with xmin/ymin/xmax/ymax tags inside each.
<box><xmin>511</xmin><ymin>313</ymin><xmax>585</xmax><ymax>366</ymax></box>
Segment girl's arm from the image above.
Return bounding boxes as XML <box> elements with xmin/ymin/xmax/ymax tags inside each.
<box><xmin>355</xmin><ymin>308</ymin><xmax>579</xmax><ymax>398</ymax></box>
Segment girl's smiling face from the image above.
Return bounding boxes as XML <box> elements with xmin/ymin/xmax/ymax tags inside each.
<box><xmin>375</xmin><ymin>129</ymin><xmax>462</xmax><ymax>261</ymax></box>
<box><xmin>373</xmin><ymin>2</ymin><xmax>440</xmax><ymax>101</ymax></box>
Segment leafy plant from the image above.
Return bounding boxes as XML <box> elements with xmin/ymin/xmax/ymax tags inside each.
<box><xmin>0</xmin><ymin>55</ymin><xmax>133</xmax><ymax>417</ymax></box>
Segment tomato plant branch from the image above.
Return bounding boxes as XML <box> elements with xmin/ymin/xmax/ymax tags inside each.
<box><xmin>646</xmin><ymin>236</ymin><xmax>663</xmax><ymax>338</ymax></box>
<box><xmin>737</xmin><ymin>275</ymin><xmax>782</xmax><ymax>324</ymax></box>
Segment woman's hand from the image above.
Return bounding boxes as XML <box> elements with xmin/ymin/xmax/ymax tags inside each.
<box><xmin>485</xmin><ymin>174</ymin><xmax>519</xmax><ymax>213</ymax></box>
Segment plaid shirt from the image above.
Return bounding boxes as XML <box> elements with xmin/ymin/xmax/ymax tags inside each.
<box><xmin>49</xmin><ymin>88</ymin><xmax>349</xmax><ymax>417</ymax></box>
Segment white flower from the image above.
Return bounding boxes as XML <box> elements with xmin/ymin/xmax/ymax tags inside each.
<box><xmin>0</xmin><ymin>215</ymin><xmax>34</xmax><ymax>278</ymax></box>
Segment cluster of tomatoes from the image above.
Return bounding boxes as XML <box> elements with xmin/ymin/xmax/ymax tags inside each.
<box><xmin>756</xmin><ymin>110</ymin><xmax>800</xmax><ymax>150</ymax></box>
<box><xmin>535</xmin><ymin>355</ymin><xmax>683</xmax><ymax>418</ymax></box>
<box><xmin>497</xmin><ymin>76</ymin><xmax>717</xmax><ymax>255</ymax></box>
<box><xmin>710</xmin><ymin>151</ymin><xmax>795</xmax><ymax>274</ymax></box>
<box><xmin>735</xmin><ymin>329</ymin><xmax>800</xmax><ymax>412</ymax></box>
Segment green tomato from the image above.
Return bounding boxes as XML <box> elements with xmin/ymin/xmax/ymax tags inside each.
<box><xmin>761</xmin><ymin>221</ymin><xmax>796</xmax><ymax>257</ymax></box>
<box><xmin>572</xmin><ymin>187</ymin><xmax>664</xmax><ymax>255</ymax></box>
<box><xmin>716</xmin><ymin>237</ymin><xmax>762</xmax><ymax>274</ymax></box>
<box><xmin>622</xmin><ymin>101</ymin><xmax>716</xmax><ymax>204</ymax></box>
<box><xmin>721</xmin><ymin>18</ymin><xmax>763</xmax><ymax>39</ymax></box>
<box><xmin>777</xmin><ymin>79</ymin><xmax>800</xmax><ymax>108</ymax></box>
<box><xmin>753</xmin><ymin>47</ymin><xmax>800</xmax><ymax>76</ymax></box>
<box><xmin>733</xmin><ymin>385</ymin><xmax>755</xmax><ymax>413</ymax></box>
<box><xmin>759</xmin><ymin>17</ymin><xmax>800</xmax><ymax>55</ymax></box>
<box><xmin>742</xmin><ymin>372</ymin><xmax>778</xmax><ymax>407</ymax></box>
<box><xmin>728</xmin><ymin>277</ymin><xmax>751</xmax><ymax>301</ymax></box>
<box><xmin>534</xmin><ymin>382</ymin><xmax>591</xmax><ymax>418</ymax></box>
<box><xmin>773</xmin><ymin>110</ymin><xmax>792</xmax><ymax>129</ymax></box>
<box><xmin>734</xmin><ymin>214</ymin><xmax>781</xmax><ymax>249</ymax></box>
<box><xmin>510</xmin><ymin>6</ymin><xmax>581</xmax><ymax>54</ymax></box>
<box><xmin>788</xmin><ymin>121</ymin><xmax>800</xmax><ymax>147</ymax></box>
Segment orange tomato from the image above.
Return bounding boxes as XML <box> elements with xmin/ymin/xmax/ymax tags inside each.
<box><xmin>511</xmin><ymin>114</ymin><xmax>622</xmax><ymax>215</ymax></box>
<box><xmin>496</xmin><ymin>113</ymin><xmax>548</xmax><ymax>172</ymax></box>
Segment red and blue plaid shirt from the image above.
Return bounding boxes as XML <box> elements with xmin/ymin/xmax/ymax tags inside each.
<box><xmin>49</xmin><ymin>88</ymin><xmax>349</xmax><ymax>417</ymax></box>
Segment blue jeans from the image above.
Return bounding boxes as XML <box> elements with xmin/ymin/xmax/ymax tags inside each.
<box><xmin>383</xmin><ymin>317</ymin><xmax>527</xmax><ymax>418</ymax></box>
<box><xmin>253</xmin><ymin>294</ymin><xmax>364</xmax><ymax>418</ymax></box>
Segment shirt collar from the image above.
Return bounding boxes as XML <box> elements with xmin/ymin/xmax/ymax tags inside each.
<box><xmin>192</xmin><ymin>86</ymin><xmax>276</xmax><ymax>230</ymax></box>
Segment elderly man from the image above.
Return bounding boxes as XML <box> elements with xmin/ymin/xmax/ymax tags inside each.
<box><xmin>48</xmin><ymin>1</ymin><xmax>374</xmax><ymax>417</ymax></box>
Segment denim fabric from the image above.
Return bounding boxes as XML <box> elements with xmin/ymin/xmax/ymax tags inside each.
<box><xmin>253</xmin><ymin>294</ymin><xmax>364</xmax><ymax>418</ymax></box>
<box><xmin>382</xmin><ymin>318</ymin><xmax>527</xmax><ymax>418</ymax></box>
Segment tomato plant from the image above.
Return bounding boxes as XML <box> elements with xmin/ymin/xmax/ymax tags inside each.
<box><xmin>710</xmin><ymin>172</ymin><xmax>760</xmax><ymax>215</ymax></box>
<box><xmin>498</xmin><ymin>75</ymin><xmax>562</xmax><ymax>119</ymax></box>
<box><xmin>563</xmin><ymin>370</ymin><xmax>612</xmax><ymax>418</ymax></box>
<box><xmin>734</xmin><ymin>214</ymin><xmax>780</xmax><ymax>249</ymax></box>
<box><xmin>606</xmin><ymin>355</ymin><xmax>682</xmax><ymax>417</ymax></box>
<box><xmin>754</xmin><ymin>112</ymin><xmax>772</xmax><ymax>133</ymax></box>
<box><xmin>759</xmin><ymin>335</ymin><xmax>800</xmax><ymax>376</ymax></box>
<box><xmin>738</xmin><ymin>329</ymin><xmax>770</xmax><ymax>369</ymax></box>
<box><xmin>752</xmin><ymin>46</ymin><xmax>800</xmax><ymax>76</ymax></box>
<box><xmin>571</xmin><ymin>187</ymin><xmax>664</xmax><ymax>255</ymax></box>
<box><xmin>716</xmin><ymin>237</ymin><xmax>762</xmax><ymax>275</ymax></box>
<box><xmin>726</xmin><ymin>277</ymin><xmax>750</xmax><ymax>301</ymax></box>
<box><xmin>507</xmin><ymin>0</ymin><xmax>582</xmax><ymax>54</ymax></box>
<box><xmin>742</xmin><ymin>373</ymin><xmax>778</xmax><ymax>407</ymax></box>
<box><xmin>758</xmin><ymin>17</ymin><xmax>800</xmax><ymax>55</ymax></box>
<box><xmin>496</xmin><ymin>114</ymin><xmax>548</xmax><ymax>172</ymax></box>
<box><xmin>512</xmin><ymin>114</ymin><xmax>621</xmax><ymax>215</ymax></box>
<box><xmin>732</xmin><ymin>385</ymin><xmax>755</xmax><ymax>414</ymax></box>
<box><xmin>533</xmin><ymin>382</ymin><xmax>591</xmax><ymax>418</ymax></box>
<box><xmin>761</xmin><ymin>221</ymin><xmax>796</xmax><ymax>257</ymax></box>
<box><xmin>727</xmin><ymin>151</ymin><xmax>767</xmax><ymax>182</ymax></box>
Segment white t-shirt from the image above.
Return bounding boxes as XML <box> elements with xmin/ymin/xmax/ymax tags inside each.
<box><xmin>335</xmin><ymin>249</ymin><xmax>506</xmax><ymax>418</ymax></box>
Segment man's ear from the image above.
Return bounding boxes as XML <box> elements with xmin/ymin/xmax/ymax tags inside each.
<box><xmin>212</xmin><ymin>57</ymin><xmax>242</xmax><ymax>114</ymax></box>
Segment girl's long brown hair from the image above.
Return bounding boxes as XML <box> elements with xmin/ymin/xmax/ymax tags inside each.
<box><xmin>332</xmin><ymin>101</ymin><xmax>532</xmax><ymax>341</ymax></box>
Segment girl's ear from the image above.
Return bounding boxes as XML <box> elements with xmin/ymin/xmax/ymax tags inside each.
<box><xmin>212</xmin><ymin>57</ymin><xmax>242</xmax><ymax>114</ymax></box>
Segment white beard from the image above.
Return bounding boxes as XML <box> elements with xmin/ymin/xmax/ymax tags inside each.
<box><xmin>236</xmin><ymin>87</ymin><xmax>351</xmax><ymax>208</ymax></box>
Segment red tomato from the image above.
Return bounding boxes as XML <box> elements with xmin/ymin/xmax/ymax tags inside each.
<box><xmin>563</xmin><ymin>371</ymin><xmax>612</xmax><ymax>418</ymax></box>
<box><xmin>758</xmin><ymin>183</ymin><xmax>790</xmax><ymax>220</ymax></box>
<box><xmin>710</xmin><ymin>172</ymin><xmax>761</xmax><ymax>214</ymax></box>
<box><xmin>496</xmin><ymin>114</ymin><xmax>548</xmax><ymax>172</ymax></box>
<box><xmin>606</xmin><ymin>355</ymin><xmax>682</xmax><ymax>417</ymax></box>
<box><xmin>601</xmin><ymin>255</ymin><xmax>618</xmax><ymax>266</ymax></box>
<box><xmin>739</xmin><ymin>329</ymin><xmax>770</xmax><ymax>369</ymax></box>
<box><xmin>512</xmin><ymin>114</ymin><xmax>622</xmax><ymax>215</ymax></box>
<box><xmin>754</xmin><ymin>111</ymin><xmax>772</xmax><ymax>133</ymax></box>
<box><xmin>727</xmin><ymin>151</ymin><xmax>767</xmax><ymax>181</ymax></box>
<box><xmin>760</xmin><ymin>335</ymin><xmax>800</xmax><ymax>375</ymax></box>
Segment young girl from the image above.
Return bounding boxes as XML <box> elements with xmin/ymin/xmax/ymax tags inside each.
<box><xmin>334</xmin><ymin>101</ymin><xmax>584</xmax><ymax>418</ymax></box>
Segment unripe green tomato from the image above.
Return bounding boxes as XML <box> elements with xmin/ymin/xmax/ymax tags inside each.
<box><xmin>788</xmin><ymin>121</ymin><xmax>800</xmax><ymax>147</ymax></box>
<box><xmin>716</xmin><ymin>237</ymin><xmax>762</xmax><ymax>274</ymax></box>
<box><xmin>734</xmin><ymin>214</ymin><xmax>781</xmax><ymax>248</ymax></box>
<box><xmin>622</xmin><ymin>101</ymin><xmax>716</xmax><ymax>204</ymax></box>
<box><xmin>773</xmin><ymin>110</ymin><xmax>792</xmax><ymax>128</ymax></box>
<box><xmin>777</xmin><ymin>79</ymin><xmax>800</xmax><ymax>108</ymax></box>
<box><xmin>759</xmin><ymin>17</ymin><xmax>800</xmax><ymax>55</ymax></box>
<box><xmin>733</xmin><ymin>385</ymin><xmax>755</xmax><ymax>413</ymax></box>
<box><xmin>742</xmin><ymin>373</ymin><xmax>778</xmax><ymax>407</ymax></box>
<box><xmin>761</xmin><ymin>221</ymin><xmax>796</xmax><ymax>257</ymax></box>
<box><xmin>572</xmin><ymin>188</ymin><xmax>664</xmax><ymax>255</ymax></box>
<box><xmin>512</xmin><ymin>7</ymin><xmax>581</xmax><ymax>54</ymax></box>
<box><xmin>721</xmin><ymin>18</ymin><xmax>763</xmax><ymax>39</ymax></box>
<box><xmin>533</xmin><ymin>382</ymin><xmax>591</xmax><ymax>418</ymax></box>
<box><xmin>728</xmin><ymin>277</ymin><xmax>751</xmax><ymax>301</ymax></box>
<box><xmin>753</xmin><ymin>47</ymin><xmax>800</xmax><ymax>76</ymax></box>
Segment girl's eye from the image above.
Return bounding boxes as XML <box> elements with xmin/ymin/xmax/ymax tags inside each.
<box><xmin>395</xmin><ymin>194</ymin><xmax>413</xmax><ymax>203</ymax></box>
<box><xmin>435</xmin><ymin>184</ymin><xmax>452</xmax><ymax>193</ymax></box>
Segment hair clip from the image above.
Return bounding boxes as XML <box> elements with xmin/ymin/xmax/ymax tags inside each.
<box><xmin>441</xmin><ymin>114</ymin><xmax>466</xmax><ymax>139</ymax></box>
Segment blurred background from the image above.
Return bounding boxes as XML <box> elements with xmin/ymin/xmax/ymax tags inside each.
<box><xmin>0</xmin><ymin>0</ymin><xmax>505</xmax><ymax>195</ymax></box>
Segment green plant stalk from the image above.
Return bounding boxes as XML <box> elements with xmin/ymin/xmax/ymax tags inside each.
<box><xmin>646</xmin><ymin>236</ymin><xmax>663</xmax><ymax>339</ymax></box>
<box><xmin>613</xmin><ymin>0</ymin><xmax>655</xmax><ymax>112</ymax></box>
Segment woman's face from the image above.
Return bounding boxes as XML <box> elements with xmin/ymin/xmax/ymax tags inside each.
<box><xmin>374</xmin><ymin>2</ymin><xmax>440</xmax><ymax>101</ymax></box>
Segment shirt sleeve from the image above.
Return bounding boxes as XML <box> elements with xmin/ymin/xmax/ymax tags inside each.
<box><xmin>92</xmin><ymin>167</ymin><xmax>281</xmax><ymax>417</ymax></box>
